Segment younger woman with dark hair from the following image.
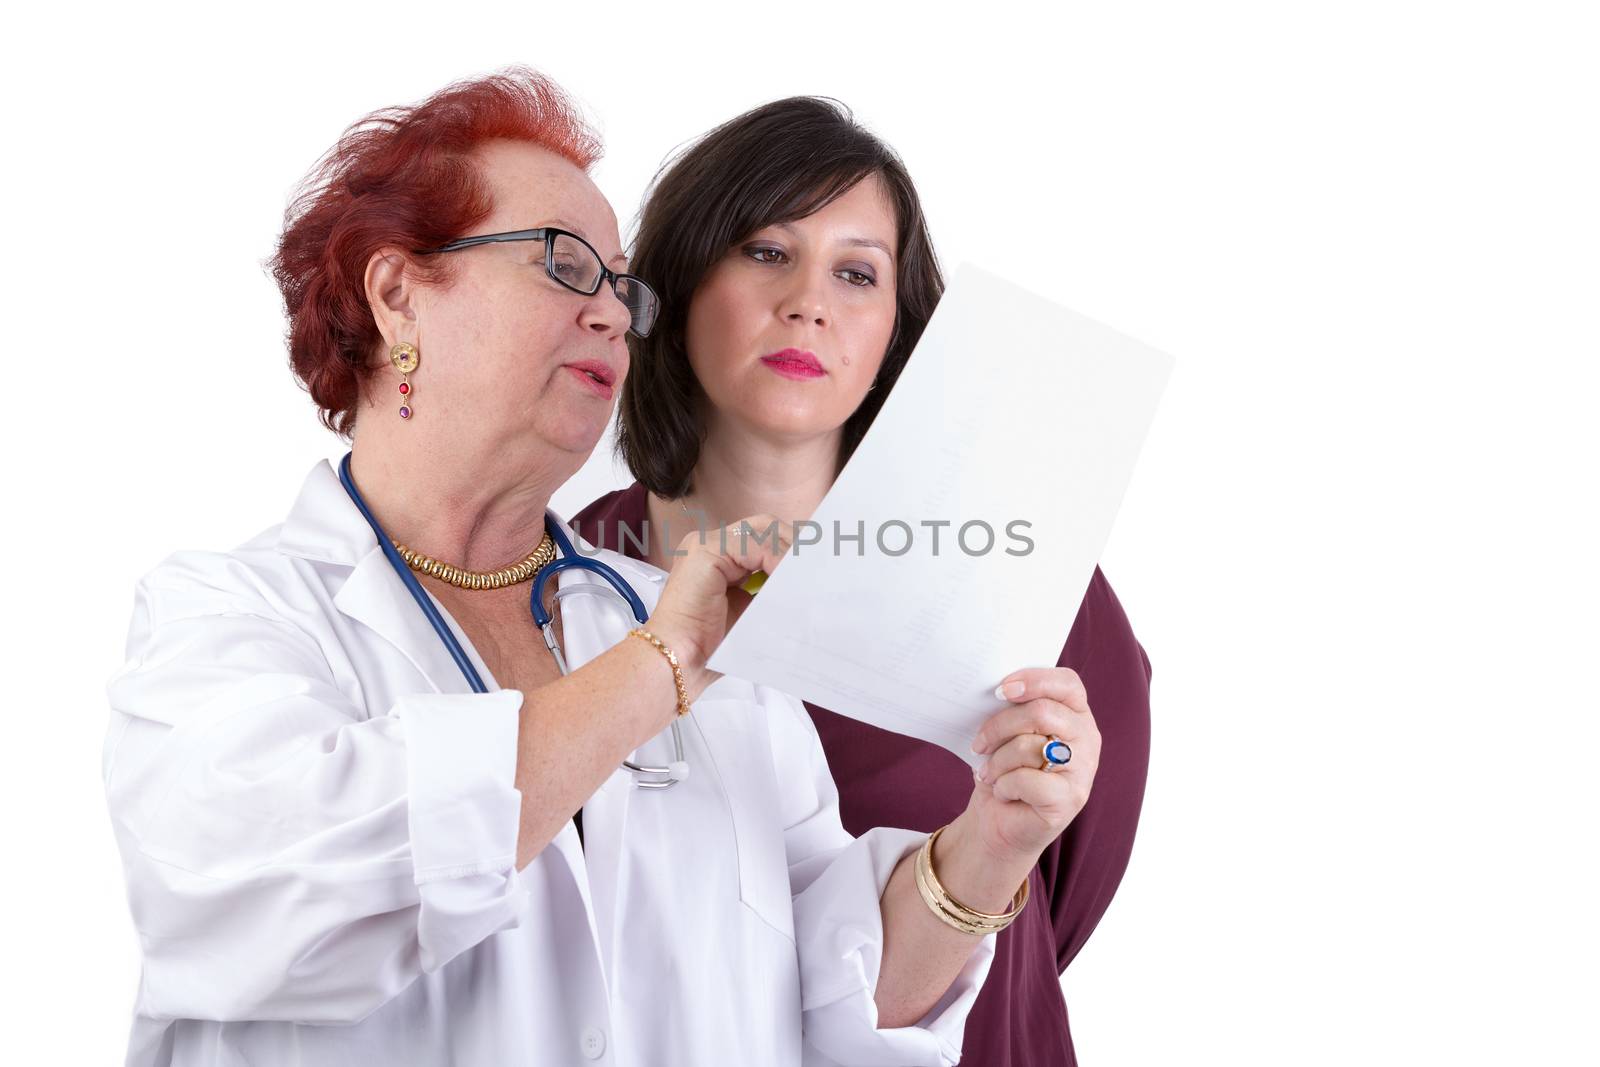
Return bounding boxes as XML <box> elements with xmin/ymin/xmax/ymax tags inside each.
<box><xmin>574</xmin><ymin>97</ymin><xmax>1153</xmax><ymax>1067</ymax></box>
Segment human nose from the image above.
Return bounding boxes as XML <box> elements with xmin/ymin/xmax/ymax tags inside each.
<box><xmin>579</xmin><ymin>276</ymin><xmax>633</xmax><ymax>338</ymax></box>
<box><xmin>778</xmin><ymin>265</ymin><xmax>830</xmax><ymax>328</ymax></box>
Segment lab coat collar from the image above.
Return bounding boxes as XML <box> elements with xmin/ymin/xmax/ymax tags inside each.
<box><xmin>275</xmin><ymin>459</ymin><xmax>381</xmax><ymax>567</ymax></box>
<box><xmin>274</xmin><ymin>459</ymin><xmax>481</xmax><ymax>696</ymax></box>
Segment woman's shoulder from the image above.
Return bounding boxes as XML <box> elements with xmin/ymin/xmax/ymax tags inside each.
<box><xmin>570</xmin><ymin>481</ymin><xmax>648</xmax><ymax>555</ymax></box>
<box><xmin>132</xmin><ymin>523</ymin><xmax>292</xmax><ymax>606</ymax></box>
<box><xmin>1077</xmin><ymin>565</ymin><xmax>1135</xmax><ymax>636</ymax></box>
<box><xmin>128</xmin><ymin>461</ymin><xmax>359</xmax><ymax>630</ymax></box>
<box><xmin>1063</xmin><ymin>565</ymin><xmax>1153</xmax><ymax>689</ymax></box>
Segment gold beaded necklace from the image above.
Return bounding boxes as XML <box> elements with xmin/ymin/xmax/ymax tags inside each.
<box><xmin>392</xmin><ymin>532</ymin><xmax>557</xmax><ymax>591</ymax></box>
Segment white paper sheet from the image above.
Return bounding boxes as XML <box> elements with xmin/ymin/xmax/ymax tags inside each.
<box><xmin>707</xmin><ymin>263</ymin><xmax>1174</xmax><ymax>767</ymax></box>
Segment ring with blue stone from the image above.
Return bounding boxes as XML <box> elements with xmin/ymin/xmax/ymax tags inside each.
<box><xmin>1040</xmin><ymin>736</ymin><xmax>1072</xmax><ymax>771</ymax></box>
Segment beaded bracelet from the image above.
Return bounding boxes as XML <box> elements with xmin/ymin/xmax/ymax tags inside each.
<box><xmin>627</xmin><ymin>628</ymin><xmax>692</xmax><ymax>718</ymax></box>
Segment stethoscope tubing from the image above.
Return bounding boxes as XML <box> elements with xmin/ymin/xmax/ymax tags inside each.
<box><xmin>339</xmin><ymin>453</ymin><xmax>489</xmax><ymax>692</ymax></box>
<box><xmin>337</xmin><ymin>452</ymin><xmax>686</xmax><ymax>788</ymax></box>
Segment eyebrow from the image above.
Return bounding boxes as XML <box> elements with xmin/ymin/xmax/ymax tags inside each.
<box><xmin>773</xmin><ymin>222</ymin><xmax>894</xmax><ymax>260</ymax></box>
<box><xmin>544</xmin><ymin>217</ymin><xmax>630</xmax><ymax>268</ymax></box>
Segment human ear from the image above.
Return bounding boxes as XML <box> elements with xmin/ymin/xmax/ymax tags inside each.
<box><xmin>363</xmin><ymin>248</ymin><xmax>418</xmax><ymax>351</ymax></box>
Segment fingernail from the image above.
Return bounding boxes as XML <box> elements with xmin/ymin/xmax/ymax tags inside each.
<box><xmin>994</xmin><ymin>681</ymin><xmax>1025</xmax><ymax>700</ymax></box>
<box><xmin>970</xmin><ymin>735</ymin><xmax>985</xmax><ymax>754</ymax></box>
<box><xmin>976</xmin><ymin>760</ymin><xmax>991</xmax><ymax>784</ymax></box>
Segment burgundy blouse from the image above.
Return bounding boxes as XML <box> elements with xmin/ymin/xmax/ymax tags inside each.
<box><xmin>573</xmin><ymin>484</ymin><xmax>1151</xmax><ymax>1066</ymax></box>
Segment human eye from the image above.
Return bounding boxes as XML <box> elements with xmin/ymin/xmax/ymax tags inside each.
<box><xmin>838</xmin><ymin>266</ymin><xmax>877</xmax><ymax>287</ymax></box>
<box><xmin>742</xmin><ymin>244</ymin><xmax>787</xmax><ymax>264</ymax></box>
<box><xmin>550</xmin><ymin>253</ymin><xmax>585</xmax><ymax>282</ymax></box>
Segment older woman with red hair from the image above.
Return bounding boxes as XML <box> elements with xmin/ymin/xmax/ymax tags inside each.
<box><xmin>102</xmin><ymin>69</ymin><xmax>1092</xmax><ymax>1067</ymax></box>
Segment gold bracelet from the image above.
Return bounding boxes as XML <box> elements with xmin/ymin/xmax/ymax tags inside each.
<box><xmin>627</xmin><ymin>628</ymin><xmax>692</xmax><ymax>718</ymax></box>
<box><xmin>913</xmin><ymin>825</ymin><xmax>1030</xmax><ymax>936</ymax></box>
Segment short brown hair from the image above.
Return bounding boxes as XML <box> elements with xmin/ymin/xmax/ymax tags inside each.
<box><xmin>617</xmin><ymin>97</ymin><xmax>943</xmax><ymax>497</ymax></box>
<box><xmin>270</xmin><ymin>67</ymin><xmax>602</xmax><ymax>436</ymax></box>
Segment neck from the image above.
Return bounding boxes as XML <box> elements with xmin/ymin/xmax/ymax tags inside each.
<box><xmin>644</xmin><ymin>417</ymin><xmax>839</xmax><ymax>568</ymax></box>
<box><xmin>349</xmin><ymin>419</ymin><xmax>572</xmax><ymax>574</ymax></box>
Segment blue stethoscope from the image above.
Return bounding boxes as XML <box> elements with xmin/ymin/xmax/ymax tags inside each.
<box><xmin>338</xmin><ymin>453</ymin><xmax>688</xmax><ymax>789</ymax></box>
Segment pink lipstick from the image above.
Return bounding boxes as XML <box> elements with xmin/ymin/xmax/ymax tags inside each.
<box><xmin>760</xmin><ymin>348</ymin><xmax>826</xmax><ymax>380</ymax></box>
<box><xmin>563</xmin><ymin>360</ymin><xmax>616</xmax><ymax>398</ymax></box>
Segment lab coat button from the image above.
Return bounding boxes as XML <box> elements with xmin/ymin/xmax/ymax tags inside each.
<box><xmin>579</xmin><ymin>1027</ymin><xmax>606</xmax><ymax>1059</ymax></box>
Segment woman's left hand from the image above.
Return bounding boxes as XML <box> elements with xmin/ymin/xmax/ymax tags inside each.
<box><xmin>872</xmin><ymin>665</ymin><xmax>1102</xmax><ymax>1025</ymax></box>
<box><xmin>953</xmin><ymin>666</ymin><xmax>1102</xmax><ymax>882</ymax></box>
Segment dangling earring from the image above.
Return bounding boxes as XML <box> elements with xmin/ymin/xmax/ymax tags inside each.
<box><xmin>390</xmin><ymin>342</ymin><xmax>418</xmax><ymax>420</ymax></box>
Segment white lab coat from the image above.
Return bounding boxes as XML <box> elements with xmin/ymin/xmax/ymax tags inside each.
<box><xmin>103</xmin><ymin>460</ymin><xmax>993</xmax><ymax>1066</ymax></box>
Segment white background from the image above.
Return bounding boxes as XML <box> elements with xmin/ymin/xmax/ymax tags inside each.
<box><xmin>3</xmin><ymin>2</ymin><xmax>1596</xmax><ymax>1063</ymax></box>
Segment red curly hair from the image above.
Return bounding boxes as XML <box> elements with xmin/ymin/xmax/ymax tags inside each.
<box><xmin>270</xmin><ymin>67</ymin><xmax>603</xmax><ymax>435</ymax></box>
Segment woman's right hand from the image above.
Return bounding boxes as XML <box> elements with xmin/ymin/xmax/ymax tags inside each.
<box><xmin>644</xmin><ymin>515</ymin><xmax>792</xmax><ymax>696</ymax></box>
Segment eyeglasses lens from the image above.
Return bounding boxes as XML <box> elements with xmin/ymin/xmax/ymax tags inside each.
<box><xmin>614</xmin><ymin>275</ymin><xmax>660</xmax><ymax>337</ymax></box>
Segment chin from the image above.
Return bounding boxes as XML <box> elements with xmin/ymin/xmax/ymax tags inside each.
<box><xmin>556</xmin><ymin>425</ymin><xmax>609</xmax><ymax>458</ymax></box>
<box><xmin>533</xmin><ymin>409</ymin><xmax>611</xmax><ymax>459</ymax></box>
<box><xmin>735</xmin><ymin>396</ymin><xmax>845</xmax><ymax>440</ymax></box>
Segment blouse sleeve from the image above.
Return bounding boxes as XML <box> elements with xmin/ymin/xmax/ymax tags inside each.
<box><xmin>102</xmin><ymin>561</ymin><xmax>528</xmax><ymax>1025</ymax></box>
<box><xmin>1036</xmin><ymin>566</ymin><xmax>1154</xmax><ymax>972</ymax></box>
<box><xmin>766</xmin><ymin>692</ymin><xmax>997</xmax><ymax>1066</ymax></box>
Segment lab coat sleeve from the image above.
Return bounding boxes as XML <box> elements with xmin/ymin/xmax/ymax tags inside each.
<box><xmin>768</xmin><ymin>694</ymin><xmax>996</xmax><ymax>1066</ymax></box>
<box><xmin>102</xmin><ymin>568</ymin><xmax>527</xmax><ymax>1025</ymax></box>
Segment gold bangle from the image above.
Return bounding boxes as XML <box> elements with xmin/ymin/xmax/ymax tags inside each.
<box><xmin>913</xmin><ymin>825</ymin><xmax>1030</xmax><ymax>936</ymax></box>
<box><xmin>627</xmin><ymin>627</ymin><xmax>692</xmax><ymax>718</ymax></box>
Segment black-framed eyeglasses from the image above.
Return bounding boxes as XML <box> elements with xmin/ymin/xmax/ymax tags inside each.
<box><xmin>416</xmin><ymin>227</ymin><xmax>660</xmax><ymax>337</ymax></box>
